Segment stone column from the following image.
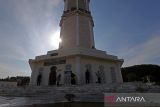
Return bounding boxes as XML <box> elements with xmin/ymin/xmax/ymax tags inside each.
<box><xmin>75</xmin><ymin>56</ymin><xmax>81</xmax><ymax>85</ymax></box>
<box><xmin>76</xmin><ymin>14</ymin><xmax>79</xmax><ymax>47</ymax></box>
<box><xmin>117</xmin><ymin>62</ymin><xmax>123</xmax><ymax>83</ymax></box>
<box><xmin>64</xmin><ymin>64</ymin><xmax>72</xmax><ymax>86</ymax></box>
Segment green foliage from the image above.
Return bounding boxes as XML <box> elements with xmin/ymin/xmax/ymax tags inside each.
<box><xmin>0</xmin><ymin>76</ymin><xmax>30</xmax><ymax>86</ymax></box>
<box><xmin>127</xmin><ymin>73</ymin><xmax>138</xmax><ymax>81</ymax></box>
<box><xmin>121</xmin><ymin>64</ymin><xmax>160</xmax><ymax>84</ymax></box>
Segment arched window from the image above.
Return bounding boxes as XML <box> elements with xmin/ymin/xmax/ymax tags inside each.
<box><xmin>49</xmin><ymin>66</ymin><xmax>57</xmax><ymax>85</ymax></box>
<box><xmin>68</xmin><ymin>0</ymin><xmax>77</xmax><ymax>11</ymax></box>
<box><xmin>99</xmin><ymin>65</ymin><xmax>105</xmax><ymax>83</ymax></box>
<box><xmin>78</xmin><ymin>0</ymin><xmax>86</xmax><ymax>10</ymax></box>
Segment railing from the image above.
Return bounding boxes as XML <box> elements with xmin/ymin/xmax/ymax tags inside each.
<box><xmin>63</xmin><ymin>8</ymin><xmax>91</xmax><ymax>15</ymax></box>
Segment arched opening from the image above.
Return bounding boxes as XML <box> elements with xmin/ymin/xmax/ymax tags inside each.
<box><xmin>96</xmin><ymin>65</ymin><xmax>105</xmax><ymax>84</ymax></box>
<box><xmin>85</xmin><ymin>64</ymin><xmax>91</xmax><ymax>84</ymax></box>
<box><xmin>85</xmin><ymin>69</ymin><xmax>90</xmax><ymax>84</ymax></box>
<box><xmin>49</xmin><ymin>66</ymin><xmax>57</xmax><ymax>85</ymax></box>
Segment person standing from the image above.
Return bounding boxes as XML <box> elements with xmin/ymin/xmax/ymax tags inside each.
<box><xmin>37</xmin><ymin>73</ymin><xmax>42</xmax><ymax>86</ymax></box>
<box><xmin>57</xmin><ymin>74</ymin><xmax>61</xmax><ymax>86</ymax></box>
<box><xmin>85</xmin><ymin>69</ymin><xmax>90</xmax><ymax>84</ymax></box>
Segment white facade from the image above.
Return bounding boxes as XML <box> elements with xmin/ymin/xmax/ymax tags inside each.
<box><xmin>29</xmin><ymin>0</ymin><xmax>124</xmax><ymax>86</ymax></box>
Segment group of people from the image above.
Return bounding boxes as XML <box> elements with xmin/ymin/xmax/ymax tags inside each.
<box><xmin>64</xmin><ymin>70</ymin><xmax>76</xmax><ymax>85</ymax></box>
<box><xmin>36</xmin><ymin>65</ymin><xmax>105</xmax><ymax>86</ymax></box>
<box><xmin>37</xmin><ymin>73</ymin><xmax>62</xmax><ymax>86</ymax></box>
<box><xmin>85</xmin><ymin>65</ymin><xmax>105</xmax><ymax>84</ymax></box>
<box><xmin>36</xmin><ymin>70</ymin><xmax>77</xmax><ymax>86</ymax></box>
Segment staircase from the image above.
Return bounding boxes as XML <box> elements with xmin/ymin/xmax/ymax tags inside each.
<box><xmin>0</xmin><ymin>83</ymin><xmax>160</xmax><ymax>105</ymax></box>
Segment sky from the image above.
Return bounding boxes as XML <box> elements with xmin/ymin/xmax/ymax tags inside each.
<box><xmin>0</xmin><ymin>0</ymin><xmax>160</xmax><ymax>78</ymax></box>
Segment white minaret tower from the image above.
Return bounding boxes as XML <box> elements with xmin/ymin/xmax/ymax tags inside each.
<box><xmin>59</xmin><ymin>0</ymin><xmax>95</xmax><ymax>49</ymax></box>
<box><xmin>29</xmin><ymin>0</ymin><xmax>124</xmax><ymax>86</ymax></box>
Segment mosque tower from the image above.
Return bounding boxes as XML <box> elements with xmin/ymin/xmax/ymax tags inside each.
<box><xmin>29</xmin><ymin>0</ymin><xmax>123</xmax><ymax>86</ymax></box>
<box><xmin>59</xmin><ymin>0</ymin><xmax>95</xmax><ymax>49</ymax></box>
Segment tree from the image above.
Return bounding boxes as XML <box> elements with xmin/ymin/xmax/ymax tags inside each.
<box><xmin>121</xmin><ymin>64</ymin><xmax>160</xmax><ymax>84</ymax></box>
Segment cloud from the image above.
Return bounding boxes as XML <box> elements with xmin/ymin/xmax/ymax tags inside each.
<box><xmin>119</xmin><ymin>35</ymin><xmax>160</xmax><ymax>67</ymax></box>
<box><xmin>0</xmin><ymin>61</ymin><xmax>30</xmax><ymax>79</ymax></box>
<box><xmin>10</xmin><ymin>0</ymin><xmax>62</xmax><ymax>53</ymax></box>
<box><xmin>0</xmin><ymin>0</ymin><xmax>62</xmax><ymax>78</ymax></box>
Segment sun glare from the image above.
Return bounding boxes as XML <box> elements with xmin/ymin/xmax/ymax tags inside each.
<box><xmin>49</xmin><ymin>30</ymin><xmax>61</xmax><ymax>48</ymax></box>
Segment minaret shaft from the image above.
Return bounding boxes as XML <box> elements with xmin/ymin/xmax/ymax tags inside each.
<box><xmin>64</xmin><ymin>0</ymin><xmax>90</xmax><ymax>11</ymax></box>
<box><xmin>59</xmin><ymin>0</ymin><xmax>95</xmax><ymax>49</ymax></box>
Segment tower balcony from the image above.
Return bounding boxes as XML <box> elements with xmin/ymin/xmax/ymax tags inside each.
<box><xmin>63</xmin><ymin>8</ymin><xmax>91</xmax><ymax>15</ymax></box>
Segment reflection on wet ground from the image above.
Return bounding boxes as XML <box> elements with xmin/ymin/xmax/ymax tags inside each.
<box><xmin>0</xmin><ymin>96</ymin><xmax>53</xmax><ymax>107</ymax></box>
<box><xmin>0</xmin><ymin>96</ymin><xmax>104</xmax><ymax>107</ymax></box>
<box><xmin>1</xmin><ymin>96</ymin><xmax>160</xmax><ymax>107</ymax></box>
<box><xmin>20</xmin><ymin>102</ymin><xmax>104</xmax><ymax>107</ymax></box>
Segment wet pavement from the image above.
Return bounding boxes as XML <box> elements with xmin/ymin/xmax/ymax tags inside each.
<box><xmin>0</xmin><ymin>96</ymin><xmax>103</xmax><ymax>107</ymax></box>
<box><xmin>0</xmin><ymin>96</ymin><xmax>55</xmax><ymax>107</ymax></box>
